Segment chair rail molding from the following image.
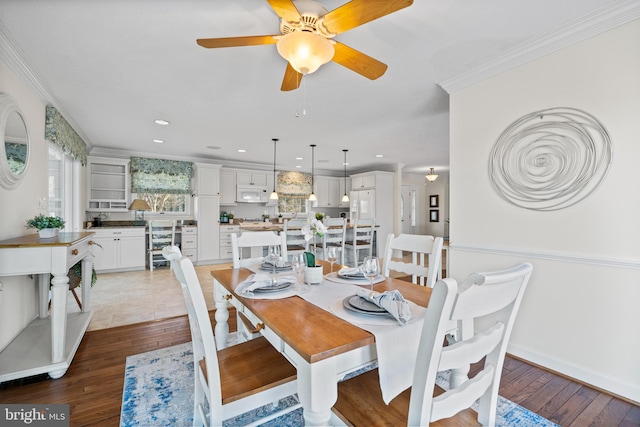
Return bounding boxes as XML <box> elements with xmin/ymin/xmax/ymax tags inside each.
<box><xmin>450</xmin><ymin>243</ymin><xmax>640</xmax><ymax>270</ymax></box>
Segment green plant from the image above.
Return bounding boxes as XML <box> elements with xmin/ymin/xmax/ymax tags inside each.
<box><xmin>315</xmin><ymin>212</ymin><xmax>325</xmax><ymax>221</ymax></box>
<box><xmin>25</xmin><ymin>215</ymin><xmax>65</xmax><ymax>230</ymax></box>
<box><xmin>227</xmin><ymin>213</ymin><xmax>234</xmax><ymax>219</ymax></box>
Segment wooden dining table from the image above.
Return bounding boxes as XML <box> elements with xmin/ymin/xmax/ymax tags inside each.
<box><xmin>211</xmin><ymin>261</ymin><xmax>432</xmax><ymax>426</ymax></box>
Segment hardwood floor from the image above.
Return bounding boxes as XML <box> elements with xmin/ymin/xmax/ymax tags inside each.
<box><xmin>1</xmin><ymin>311</ymin><xmax>637</xmax><ymax>427</ymax></box>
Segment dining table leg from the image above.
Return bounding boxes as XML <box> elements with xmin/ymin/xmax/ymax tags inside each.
<box><xmin>213</xmin><ymin>280</ymin><xmax>230</xmax><ymax>349</ymax></box>
<box><xmin>293</xmin><ymin>354</ymin><xmax>338</xmax><ymax>426</ymax></box>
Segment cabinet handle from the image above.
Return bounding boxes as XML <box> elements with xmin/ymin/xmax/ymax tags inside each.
<box><xmin>72</xmin><ymin>249</ymin><xmax>78</xmax><ymax>255</ymax></box>
<box><xmin>255</xmin><ymin>322</ymin><xmax>265</xmax><ymax>331</ymax></box>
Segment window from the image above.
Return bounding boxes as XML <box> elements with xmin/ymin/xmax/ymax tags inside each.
<box><xmin>48</xmin><ymin>143</ymin><xmax>81</xmax><ymax>231</ymax></box>
<box><xmin>130</xmin><ymin>157</ymin><xmax>193</xmax><ymax>215</ymax></box>
<box><xmin>277</xmin><ymin>171</ymin><xmax>312</xmax><ymax>214</ymax></box>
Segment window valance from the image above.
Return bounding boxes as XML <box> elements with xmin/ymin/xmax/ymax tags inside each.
<box><xmin>44</xmin><ymin>105</ymin><xmax>88</xmax><ymax>165</ymax></box>
<box><xmin>130</xmin><ymin>156</ymin><xmax>193</xmax><ymax>194</ymax></box>
<box><xmin>277</xmin><ymin>171</ymin><xmax>312</xmax><ymax>196</ymax></box>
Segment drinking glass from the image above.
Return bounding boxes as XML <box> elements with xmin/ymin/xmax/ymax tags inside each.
<box><xmin>291</xmin><ymin>253</ymin><xmax>307</xmax><ymax>291</ymax></box>
<box><xmin>361</xmin><ymin>256</ymin><xmax>380</xmax><ymax>291</ymax></box>
<box><xmin>326</xmin><ymin>246</ymin><xmax>338</xmax><ymax>273</ymax></box>
<box><xmin>267</xmin><ymin>245</ymin><xmax>281</xmax><ymax>278</ymax></box>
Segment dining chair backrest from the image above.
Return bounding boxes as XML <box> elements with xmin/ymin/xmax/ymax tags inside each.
<box><xmin>334</xmin><ymin>262</ymin><xmax>533</xmax><ymax>426</ymax></box>
<box><xmin>283</xmin><ymin>218</ymin><xmax>309</xmax><ymax>261</ymax></box>
<box><xmin>408</xmin><ymin>262</ymin><xmax>533</xmax><ymax>425</ymax></box>
<box><xmin>231</xmin><ymin>231</ymin><xmax>287</xmax><ymax>269</ymax></box>
<box><xmin>382</xmin><ymin>233</ymin><xmax>444</xmax><ymax>287</ymax></box>
<box><xmin>344</xmin><ymin>217</ymin><xmax>375</xmax><ymax>266</ymax></box>
<box><xmin>148</xmin><ymin>219</ymin><xmax>175</xmax><ymax>271</ymax></box>
<box><xmin>162</xmin><ymin>248</ymin><xmax>299</xmax><ymax>426</ymax></box>
<box><xmin>316</xmin><ymin>217</ymin><xmax>347</xmax><ymax>264</ymax></box>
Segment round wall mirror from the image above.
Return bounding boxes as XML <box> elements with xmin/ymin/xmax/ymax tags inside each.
<box><xmin>0</xmin><ymin>93</ymin><xmax>30</xmax><ymax>189</ymax></box>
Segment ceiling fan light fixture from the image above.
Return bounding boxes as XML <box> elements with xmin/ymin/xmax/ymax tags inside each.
<box><xmin>276</xmin><ymin>31</ymin><xmax>334</xmax><ymax>75</ymax></box>
<box><xmin>425</xmin><ymin>167</ymin><xmax>439</xmax><ymax>182</ymax></box>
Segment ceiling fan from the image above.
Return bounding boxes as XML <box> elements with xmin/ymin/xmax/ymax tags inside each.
<box><xmin>196</xmin><ymin>0</ymin><xmax>413</xmax><ymax>91</ymax></box>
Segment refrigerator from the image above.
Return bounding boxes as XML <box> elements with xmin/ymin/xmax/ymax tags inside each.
<box><xmin>349</xmin><ymin>189</ymin><xmax>376</xmax><ymax>222</ymax></box>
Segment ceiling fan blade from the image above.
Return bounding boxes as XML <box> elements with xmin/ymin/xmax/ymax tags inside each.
<box><xmin>267</xmin><ymin>0</ymin><xmax>301</xmax><ymax>22</ymax></box>
<box><xmin>196</xmin><ymin>35</ymin><xmax>279</xmax><ymax>48</ymax></box>
<box><xmin>322</xmin><ymin>0</ymin><xmax>413</xmax><ymax>35</ymax></box>
<box><xmin>281</xmin><ymin>63</ymin><xmax>303</xmax><ymax>91</ymax></box>
<box><xmin>332</xmin><ymin>42</ymin><xmax>387</xmax><ymax>80</ymax></box>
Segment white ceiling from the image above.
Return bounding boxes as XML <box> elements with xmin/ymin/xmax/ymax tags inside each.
<box><xmin>0</xmin><ymin>0</ymin><xmax>630</xmax><ymax>176</ymax></box>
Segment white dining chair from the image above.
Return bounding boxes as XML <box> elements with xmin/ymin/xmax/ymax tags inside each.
<box><xmin>383</xmin><ymin>233</ymin><xmax>444</xmax><ymax>287</ymax></box>
<box><xmin>162</xmin><ymin>248</ymin><xmax>300</xmax><ymax>427</ymax></box>
<box><xmin>344</xmin><ymin>217</ymin><xmax>375</xmax><ymax>266</ymax></box>
<box><xmin>314</xmin><ymin>217</ymin><xmax>346</xmax><ymax>264</ymax></box>
<box><xmin>283</xmin><ymin>218</ymin><xmax>309</xmax><ymax>261</ymax></box>
<box><xmin>334</xmin><ymin>262</ymin><xmax>533</xmax><ymax>426</ymax></box>
<box><xmin>231</xmin><ymin>231</ymin><xmax>287</xmax><ymax>269</ymax></box>
<box><xmin>148</xmin><ymin>219</ymin><xmax>175</xmax><ymax>271</ymax></box>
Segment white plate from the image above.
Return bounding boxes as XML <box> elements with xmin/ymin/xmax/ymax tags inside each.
<box><xmin>345</xmin><ymin>295</ymin><xmax>387</xmax><ymax>314</ymax></box>
<box><xmin>329</xmin><ymin>297</ymin><xmax>425</xmax><ymax>326</ymax></box>
<box><xmin>253</xmin><ymin>281</ymin><xmax>292</xmax><ymax>293</ymax></box>
<box><xmin>324</xmin><ymin>272</ymin><xmax>385</xmax><ymax>285</ymax></box>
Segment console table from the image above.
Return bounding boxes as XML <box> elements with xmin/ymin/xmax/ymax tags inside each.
<box><xmin>0</xmin><ymin>232</ymin><xmax>95</xmax><ymax>382</ymax></box>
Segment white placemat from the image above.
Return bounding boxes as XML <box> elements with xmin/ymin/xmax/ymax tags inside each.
<box><xmin>298</xmin><ymin>279</ymin><xmax>426</xmax><ymax>404</ymax></box>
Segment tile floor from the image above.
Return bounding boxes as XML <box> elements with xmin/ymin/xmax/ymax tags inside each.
<box><xmin>68</xmin><ymin>263</ymin><xmax>232</xmax><ymax>331</ymax></box>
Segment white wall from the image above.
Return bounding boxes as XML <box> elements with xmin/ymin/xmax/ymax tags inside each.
<box><xmin>0</xmin><ymin>60</ymin><xmax>48</xmax><ymax>350</ymax></box>
<box><xmin>448</xmin><ymin>20</ymin><xmax>640</xmax><ymax>402</ymax></box>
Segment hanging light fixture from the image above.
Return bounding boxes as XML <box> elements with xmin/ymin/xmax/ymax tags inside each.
<box><xmin>341</xmin><ymin>149</ymin><xmax>349</xmax><ymax>203</ymax></box>
<box><xmin>308</xmin><ymin>144</ymin><xmax>317</xmax><ymax>202</ymax></box>
<box><xmin>425</xmin><ymin>167</ymin><xmax>439</xmax><ymax>182</ymax></box>
<box><xmin>276</xmin><ymin>31</ymin><xmax>335</xmax><ymax>75</ymax></box>
<box><xmin>270</xmin><ymin>138</ymin><xmax>279</xmax><ymax>200</ymax></box>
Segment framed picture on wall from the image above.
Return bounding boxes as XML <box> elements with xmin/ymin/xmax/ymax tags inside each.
<box><xmin>430</xmin><ymin>210</ymin><xmax>439</xmax><ymax>222</ymax></box>
<box><xmin>429</xmin><ymin>195</ymin><xmax>439</xmax><ymax>208</ymax></box>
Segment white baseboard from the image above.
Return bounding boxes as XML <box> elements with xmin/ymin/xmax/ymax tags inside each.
<box><xmin>507</xmin><ymin>342</ymin><xmax>640</xmax><ymax>404</ymax></box>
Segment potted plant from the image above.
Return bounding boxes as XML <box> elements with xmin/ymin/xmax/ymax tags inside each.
<box><xmin>227</xmin><ymin>213</ymin><xmax>234</xmax><ymax>224</ymax></box>
<box><xmin>25</xmin><ymin>214</ymin><xmax>66</xmax><ymax>238</ymax></box>
<box><xmin>262</xmin><ymin>213</ymin><xmax>270</xmax><ymax>223</ymax></box>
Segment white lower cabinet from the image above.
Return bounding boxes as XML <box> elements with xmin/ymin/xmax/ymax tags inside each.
<box><xmin>91</xmin><ymin>227</ymin><xmax>146</xmax><ymax>272</ymax></box>
<box><xmin>219</xmin><ymin>225</ymin><xmax>239</xmax><ymax>260</ymax></box>
<box><xmin>181</xmin><ymin>226</ymin><xmax>198</xmax><ymax>262</ymax></box>
<box><xmin>197</xmin><ymin>195</ymin><xmax>220</xmax><ymax>263</ymax></box>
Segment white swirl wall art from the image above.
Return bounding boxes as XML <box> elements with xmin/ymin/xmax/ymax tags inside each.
<box><xmin>489</xmin><ymin>107</ymin><xmax>612</xmax><ymax>211</ymax></box>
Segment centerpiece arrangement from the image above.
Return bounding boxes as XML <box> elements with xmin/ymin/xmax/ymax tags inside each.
<box><xmin>25</xmin><ymin>214</ymin><xmax>65</xmax><ymax>238</ymax></box>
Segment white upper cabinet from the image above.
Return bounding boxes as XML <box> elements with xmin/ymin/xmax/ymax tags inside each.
<box><xmin>350</xmin><ymin>173</ymin><xmax>376</xmax><ymax>190</ymax></box>
<box><xmin>195</xmin><ymin>163</ymin><xmax>221</xmax><ymax>196</ymax></box>
<box><xmin>87</xmin><ymin>156</ymin><xmax>130</xmax><ymax>211</ymax></box>
<box><xmin>220</xmin><ymin>171</ymin><xmax>237</xmax><ymax>205</ymax></box>
<box><xmin>314</xmin><ymin>176</ymin><xmax>341</xmax><ymax>207</ymax></box>
<box><xmin>236</xmin><ymin>171</ymin><xmax>268</xmax><ymax>187</ymax></box>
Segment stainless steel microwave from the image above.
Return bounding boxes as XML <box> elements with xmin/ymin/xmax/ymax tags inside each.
<box><xmin>236</xmin><ymin>186</ymin><xmax>268</xmax><ymax>203</ymax></box>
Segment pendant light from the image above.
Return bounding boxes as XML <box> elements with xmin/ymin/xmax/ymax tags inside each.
<box><xmin>425</xmin><ymin>167</ymin><xmax>439</xmax><ymax>182</ymax></box>
<box><xmin>341</xmin><ymin>149</ymin><xmax>349</xmax><ymax>203</ymax></box>
<box><xmin>269</xmin><ymin>138</ymin><xmax>279</xmax><ymax>200</ymax></box>
<box><xmin>308</xmin><ymin>144</ymin><xmax>317</xmax><ymax>202</ymax></box>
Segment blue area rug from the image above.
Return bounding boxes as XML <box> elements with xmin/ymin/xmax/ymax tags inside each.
<box><xmin>120</xmin><ymin>340</ymin><xmax>558</xmax><ymax>427</ymax></box>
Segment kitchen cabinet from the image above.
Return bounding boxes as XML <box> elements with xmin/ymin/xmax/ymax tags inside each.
<box><xmin>348</xmin><ymin>171</ymin><xmax>394</xmax><ymax>257</ymax></box>
<box><xmin>195</xmin><ymin>163</ymin><xmax>221</xmax><ymax>196</ymax></box>
<box><xmin>314</xmin><ymin>176</ymin><xmax>341</xmax><ymax>207</ymax></box>
<box><xmin>86</xmin><ymin>156</ymin><xmax>130</xmax><ymax>211</ymax></box>
<box><xmin>91</xmin><ymin>228</ymin><xmax>145</xmax><ymax>272</ymax></box>
<box><xmin>236</xmin><ymin>171</ymin><xmax>268</xmax><ymax>187</ymax></box>
<box><xmin>219</xmin><ymin>224</ymin><xmax>240</xmax><ymax>260</ymax></box>
<box><xmin>196</xmin><ymin>195</ymin><xmax>220</xmax><ymax>264</ymax></box>
<box><xmin>181</xmin><ymin>226</ymin><xmax>198</xmax><ymax>262</ymax></box>
<box><xmin>350</xmin><ymin>173</ymin><xmax>376</xmax><ymax>190</ymax></box>
<box><xmin>220</xmin><ymin>171</ymin><xmax>237</xmax><ymax>205</ymax></box>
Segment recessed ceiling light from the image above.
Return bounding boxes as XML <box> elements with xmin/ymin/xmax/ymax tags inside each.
<box><xmin>295</xmin><ymin>165</ymin><xmax>302</xmax><ymax>168</ymax></box>
<box><xmin>376</xmin><ymin>154</ymin><xmax>383</xmax><ymax>158</ymax></box>
<box><xmin>207</xmin><ymin>145</ymin><xmax>221</xmax><ymax>150</ymax></box>
<box><xmin>153</xmin><ymin>139</ymin><xmax>164</xmax><ymax>144</ymax></box>
<box><xmin>237</xmin><ymin>149</ymin><xmax>246</xmax><ymax>153</ymax></box>
<box><xmin>295</xmin><ymin>157</ymin><xmax>303</xmax><ymax>160</ymax></box>
<box><xmin>154</xmin><ymin>119</ymin><xmax>170</xmax><ymax>125</ymax></box>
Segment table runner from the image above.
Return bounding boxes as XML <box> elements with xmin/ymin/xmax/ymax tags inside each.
<box><xmin>298</xmin><ymin>277</ymin><xmax>426</xmax><ymax>404</ymax></box>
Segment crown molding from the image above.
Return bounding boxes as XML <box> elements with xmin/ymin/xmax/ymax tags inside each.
<box><xmin>439</xmin><ymin>0</ymin><xmax>640</xmax><ymax>94</ymax></box>
<box><xmin>0</xmin><ymin>22</ymin><xmax>94</xmax><ymax>148</ymax></box>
